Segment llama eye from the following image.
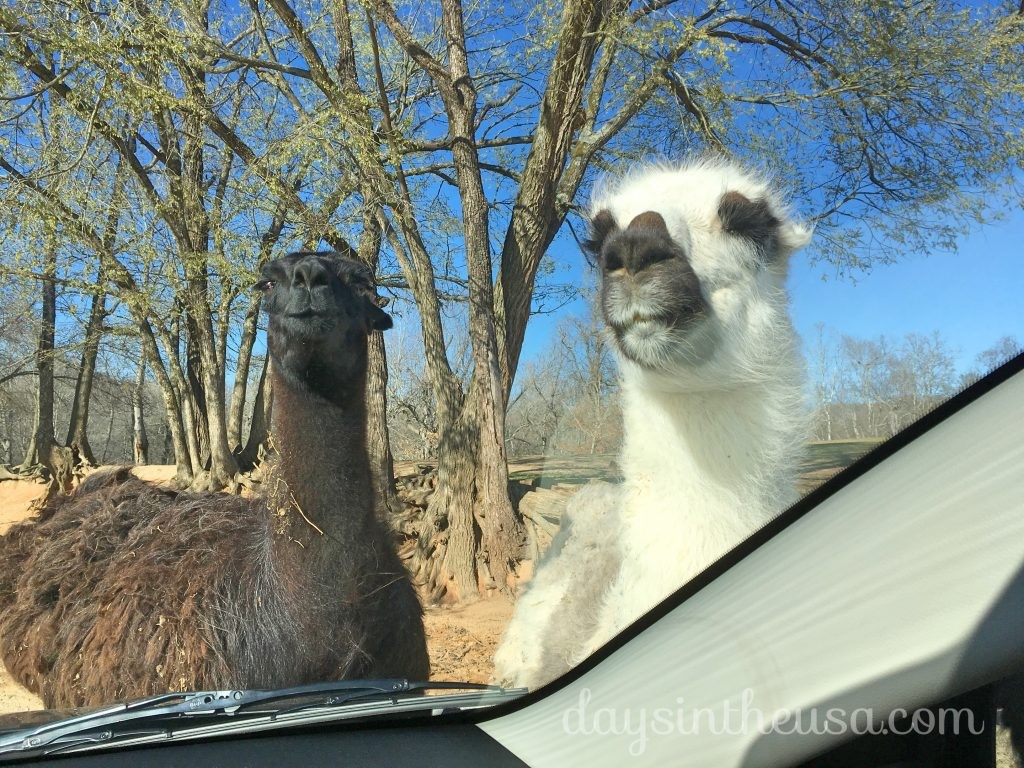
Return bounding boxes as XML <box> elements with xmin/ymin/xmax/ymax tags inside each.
<box><xmin>642</xmin><ymin>248</ymin><xmax>671</xmax><ymax>266</ymax></box>
<box><xmin>604</xmin><ymin>251</ymin><xmax>624</xmax><ymax>273</ymax></box>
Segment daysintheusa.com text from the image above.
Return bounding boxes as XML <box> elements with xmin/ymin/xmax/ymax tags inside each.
<box><xmin>562</xmin><ymin>688</ymin><xmax>984</xmax><ymax>756</ymax></box>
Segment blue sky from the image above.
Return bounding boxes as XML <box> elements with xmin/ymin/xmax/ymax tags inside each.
<box><xmin>788</xmin><ymin>206</ymin><xmax>1023</xmax><ymax>373</ymax></box>
<box><xmin>519</xmin><ymin>205</ymin><xmax>1023</xmax><ymax>376</ymax></box>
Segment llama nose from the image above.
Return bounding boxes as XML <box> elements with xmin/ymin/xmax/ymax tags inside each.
<box><xmin>625</xmin><ymin>246</ymin><xmax>669</xmax><ymax>275</ymax></box>
<box><xmin>292</xmin><ymin>259</ymin><xmax>330</xmax><ymax>291</ymax></box>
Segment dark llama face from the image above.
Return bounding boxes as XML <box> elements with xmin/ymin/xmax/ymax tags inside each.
<box><xmin>586</xmin><ymin>192</ymin><xmax>782</xmax><ymax>370</ymax></box>
<box><xmin>587</xmin><ymin>209</ymin><xmax>708</xmax><ymax>368</ymax></box>
<box><xmin>256</xmin><ymin>252</ymin><xmax>392</xmax><ymax>390</ymax></box>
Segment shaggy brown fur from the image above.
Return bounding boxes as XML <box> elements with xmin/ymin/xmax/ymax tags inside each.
<box><xmin>0</xmin><ymin>253</ymin><xmax>429</xmax><ymax>708</ymax></box>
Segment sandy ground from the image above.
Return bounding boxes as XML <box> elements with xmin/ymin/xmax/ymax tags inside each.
<box><xmin>0</xmin><ymin>477</ymin><xmax>48</xmax><ymax>712</ymax></box>
<box><xmin>0</xmin><ymin>478</ymin><xmax>48</xmax><ymax>537</ymax></box>
<box><xmin>0</xmin><ymin>466</ymin><xmax>512</xmax><ymax>715</ymax></box>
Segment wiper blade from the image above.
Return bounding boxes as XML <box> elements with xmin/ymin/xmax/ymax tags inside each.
<box><xmin>0</xmin><ymin>679</ymin><xmax>516</xmax><ymax>758</ymax></box>
<box><xmin>250</xmin><ymin>679</ymin><xmax>496</xmax><ymax>720</ymax></box>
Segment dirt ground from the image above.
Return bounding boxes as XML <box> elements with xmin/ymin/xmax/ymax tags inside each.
<box><xmin>0</xmin><ymin>466</ymin><xmax>513</xmax><ymax>715</ymax></box>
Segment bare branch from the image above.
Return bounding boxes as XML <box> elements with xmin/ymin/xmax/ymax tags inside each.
<box><xmin>406</xmin><ymin>134</ymin><xmax>533</xmax><ymax>152</ymax></box>
<box><xmin>404</xmin><ymin>161</ymin><xmax>521</xmax><ymax>183</ymax></box>
<box><xmin>664</xmin><ymin>71</ymin><xmax>726</xmax><ymax>152</ymax></box>
<box><xmin>364</xmin><ymin>0</ymin><xmax>451</xmax><ymax>87</ymax></box>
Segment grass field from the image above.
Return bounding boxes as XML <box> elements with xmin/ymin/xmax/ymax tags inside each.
<box><xmin>507</xmin><ymin>454</ymin><xmax>619</xmax><ymax>487</ymax></box>
<box><xmin>504</xmin><ymin>439</ymin><xmax>883</xmax><ymax>495</ymax></box>
<box><xmin>801</xmin><ymin>439</ymin><xmax>884</xmax><ymax>474</ymax></box>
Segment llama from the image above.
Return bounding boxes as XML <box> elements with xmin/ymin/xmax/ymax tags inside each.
<box><xmin>494</xmin><ymin>158</ymin><xmax>811</xmax><ymax>689</ymax></box>
<box><xmin>0</xmin><ymin>252</ymin><xmax>429</xmax><ymax>708</ymax></box>
<box><xmin>491</xmin><ymin>482</ymin><xmax>622</xmax><ymax>689</ymax></box>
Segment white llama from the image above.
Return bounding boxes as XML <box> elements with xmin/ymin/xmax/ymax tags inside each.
<box><xmin>494</xmin><ymin>158</ymin><xmax>812</xmax><ymax>689</ymax></box>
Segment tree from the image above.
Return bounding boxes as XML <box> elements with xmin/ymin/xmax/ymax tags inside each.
<box><xmin>556</xmin><ymin>295</ymin><xmax>619</xmax><ymax>456</ymax></box>
<box><xmin>0</xmin><ymin>0</ymin><xmax>379</xmax><ymax>490</ymax></box>
<box><xmin>507</xmin><ymin>284</ymin><xmax>619</xmax><ymax>456</ymax></box>
<box><xmin>20</xmin><ymin>240</ymin><xmax>79</xmax><ymax>495</ymax></box>
<box><xmin>505</xmin><ymin>353</ymin><xmax>571</xmax><ymax>457</ymax></box>
<box><xmin>131</xmin><ymin>356</ymin><xmax>149</xmax><ymax>465</ymax></box>
<box><xmin>2</xmin><ymin>0</ymin><xmax>1020</xmax><ymax>600</ymax></box>
<box><xmin>0</xmin><ymin>291</ymin><xmax>39</xmax><ymax>390</ymax></box>
<box><xmin>968</xmin><ymin>336</ymin><xmax>1022</xmax><ymax>383</ymax></box>
<box><xmin>887</xmin><ymin>332</ymin><xmax>957</xmax><ymax>430</ymax></box>
<box><xmin>63</xmin><ymin>160</ymin><xmax>127</xmax><ymax>465</ymax></box>
<box><xmin>810</xmin><ymin>323</ymin><xmax>843</xmax><ymax>441</ymax></box>
<box><xmin>811</xmin><ymin>329</ymin><xmax>961</xmax><ymax>439</ymax></box>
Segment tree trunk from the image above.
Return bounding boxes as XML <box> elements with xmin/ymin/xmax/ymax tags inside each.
<box><xmin>184</xmin><ymin>314</ymin><xmax>211</xmax><ymax>466</ymax></box>
<box><xmin>367</xmin><ymin>330</ymin><xmax>401</xmax><ymax>514</ymax></box>
<box><xmin>22</xmin><ymin>246</ymin><xmax>79</xmax><ymax>496</ymax></box>
<box><xmin>414</xmin><ymin>65</ymin><xmax>527</xmax><ymax>594</ymax></box>
<box><xmin>1</xmin><ymin>410</ymin><xmax>12</xmax><ymax>464</ymax></box>
<box><xmin>138</xmin><ymin>318</ymin><xmax>193</xmax><ymax>486</ymax></box>
<box><xmin>228</xmin><ymin>208</ymin><xmax>286</xmax><ymax>452</ymax></box>
<box><xmin>21</xmin><ymin>258</ymin><xmax>55</xmax><ymax>470</ymax></box>
<box><xmin>161</xmin><ymin>423</ymin><xmax>172</xmax><ymax>463</ymax></box>
<box><xmin>132</xmin><ymin>355</ymin><xmax>149</xmax><ymax>464</ymax></box>
<box><xmin>100</xmin><ymin>403</ymin><xmax>115</xmax><ymax>463</ymax></box>
<box><xmin>493</xmin><ymin>0</ymin><xmax>620</xmax><ymax>396</ymax></box>
<box><xmin>356</xmin><ymin>208</ymin><xmax>401</xmax><ymax>515</ymax></box>
<box><xmin>175</xmin><ymin>41</ymin><xmax>239</xmax><ymax>492</ymax></box>
<box><xmin>436</xmin><ymin>0</ymin><xmax>524</xmax><ymax>599</ymax></box>
<box><xmin>368</xmin><ymin>0</ymin><xmax>526</xmax><ymax>601</ymax></box>
<box><xmin>227</xmin><ymin>294</ymin><xmax>261</xmax><ymax>452</ymax></box>
<box><xmin>65</xmin><ymin>156</ymin><xmax>124</xmax><ymax>464</ymax></box>
<box><xmin>192</xmin><ymin>284</ymin><xmax>237</xmax><ymax>483</ymax></box>
<box><xmin>424</xmin><ymin>411</ymin><xmax>480</xmax><ymax>601</ymax></box>
<box><xmin>153</xmin><ymin>321</ymin><xmax>203</xmax><ymax>479</ymax></box>
<box><xmin>238</xmin><ymin>355</ymin><xmax>272</xmax><ymax>471</ymax></box>
<box><xmin>64</xmin><ymin>273</ymin><xmax>106</xmax><ymax>464</ymax></box>
<box><xmin>180</xmin><ymin>387</ymin><xmax>204</xmax><ymax>476</ymax></box>
<box><xmin>469</xmin><ymin>362</ymin><xmax>525</xmax><ymax>594</ymax></box>
<box><xmin>419</xmin><ymin>378</ymin><xmax>526</xmax><ymax>603</ymax></box>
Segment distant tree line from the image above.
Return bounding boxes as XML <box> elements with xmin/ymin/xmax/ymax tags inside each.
<box><xmin>0</xmin><ymin>293</ymin><xmax>267</xmax><ymax>471</ymax></box>
<box><xmin>503</xmin><ymin>291</ymin><xmax>620</xmax><ymax>459</ymax></box>
<box><xmin>808</xmin><ymin>329</ymin><xmax>1020</xmax><ymax>442</ymax></box>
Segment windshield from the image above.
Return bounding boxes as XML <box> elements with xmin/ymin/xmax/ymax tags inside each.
<box><xmin>0</xmin><ymin>0</ymin><xmax>1020</xmax><ymax>758</ymax></box>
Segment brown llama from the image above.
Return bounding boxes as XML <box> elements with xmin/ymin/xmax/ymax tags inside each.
<box><xmin>0</xmin><ymin>252</ymin><xmax>429</xmax><ymax>708</ymax></box>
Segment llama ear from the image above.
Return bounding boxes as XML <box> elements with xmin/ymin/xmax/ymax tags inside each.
<box><xmin>367</xmin><ymin>302</ymin><xmax>393</xmax><ymax>331</ymax></box>
<box><xmin>779</xmin><ymin>222</ymin><xmax>813</xmax><ymax>253</ymax></box>
<box><xmin>717</xmin><ymin>191</ymin><xmax>779</xmax><ymax>245</ymax></box>
<box><xmin>583</xmin><ymin>210</ymin><xmax>618</xmax><ymax>260</ymax></box>
<box><xmin>363</xmin><ymin>291</ymin><xmax>393</xmax><ymax>331</ymax></box>
<box><xmin>626</xmin><ymin>210</ymin><xmax>669</xmax><ymax>236</ymax></box>
<box><xmin>355</xmin><ymin>287</ymin><xmax>392</xmax><ymax>331</ymax></box>
<box><xmin>329</xmin><ymin>257</ymin><xmax>392</xmax><ymax>329</ymax></box>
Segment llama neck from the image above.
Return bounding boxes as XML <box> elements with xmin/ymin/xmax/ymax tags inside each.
<box><xmin>264</xmin><ymin>368</ymin><xmax>375</xmax><ymax>551</ymax></box>
<box><xmin>619</xmin><ymin>364</ymin><xmax>805</xmax><ymax>527</ymax></box>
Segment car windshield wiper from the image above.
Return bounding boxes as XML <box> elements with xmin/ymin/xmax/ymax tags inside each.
<box><xmin>0</xmin><ymin>679</ymin><xmax>523</xmax><ymax>759</ymax></box>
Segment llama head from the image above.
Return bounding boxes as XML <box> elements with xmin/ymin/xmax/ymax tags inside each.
<box><xmin>585</xmin><ymin>159</ymin><xmax>811</xmax><ymax>389</ymax></box>
<box><xmin>257</xmin><ymin>251</ymin><xmax>392</xmax><ymax>393</ymax></box>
